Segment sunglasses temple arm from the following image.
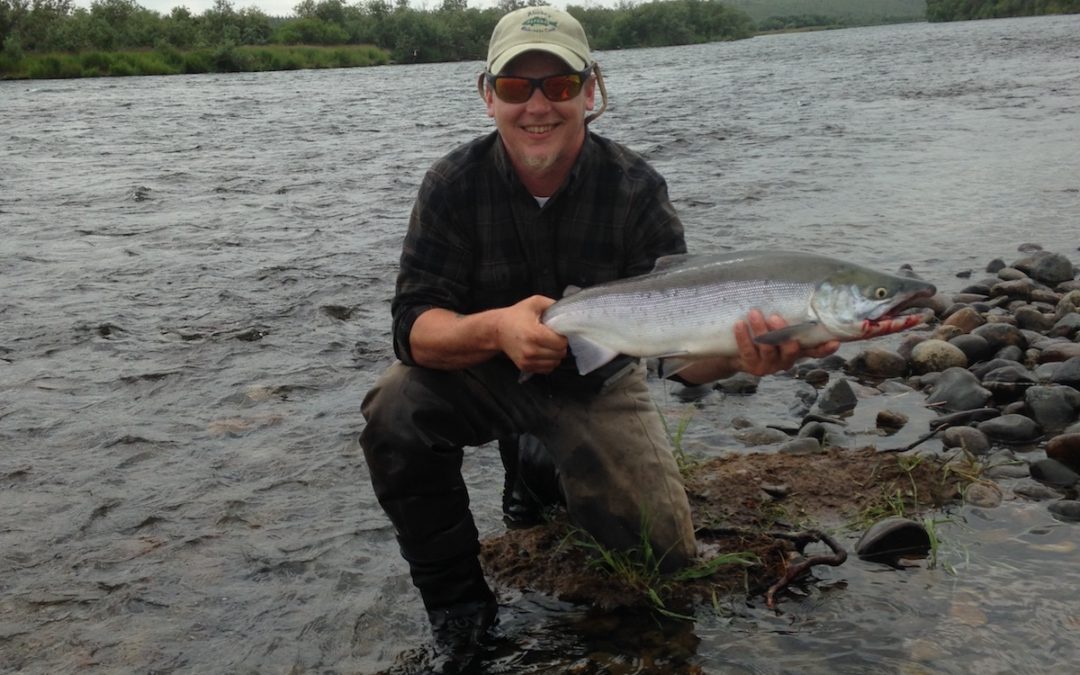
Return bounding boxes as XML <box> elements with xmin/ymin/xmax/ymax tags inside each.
<box><xmin>585</xmin><ymin>63</ymin><xmax>607</xmax><ymax>125</ymax></box>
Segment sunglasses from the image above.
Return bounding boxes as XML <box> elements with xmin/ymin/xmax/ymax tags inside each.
<box><xmin>486</xmin><ymin>67</ymin><xmax>593</xmax><ymax>104</ymax></box>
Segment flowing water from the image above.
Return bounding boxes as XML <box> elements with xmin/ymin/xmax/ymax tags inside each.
<box><xmin>2</xmin><ymin>14</ymin><xmax>1079</xmax><ymax>674</ymax></box>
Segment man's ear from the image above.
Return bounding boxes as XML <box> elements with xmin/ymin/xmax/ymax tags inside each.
<box><xmin>477</xmin><ymin>73</ymin><xmax>496</xmax><ymax>118</ymax></box>
<box><xmin>584</xmin><ymin>75</ymin><xmax>596</xmax><ymax>111</ymax></box>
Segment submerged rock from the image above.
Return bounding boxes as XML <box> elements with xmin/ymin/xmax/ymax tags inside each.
<box><xmin>856</xmin><ymin>517</ymin><xmax>931</xmax><ymax>563</ymax></box>
<box><xmin>1048</xmin><ymin>500</ymin><xmax>1080</xmax><ymax>523</ymax></box>
<box><xmin>926</xmin><ymin>367</ymin><xmax>993</xmax><ymax>412</ymax></box>
<box><xmin>977</xmin><ymin>414</ymin><xmax>1042</xmax><ymax>444</ymax></box>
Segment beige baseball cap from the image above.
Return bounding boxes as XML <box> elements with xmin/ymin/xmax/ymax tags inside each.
<box><xmin>486</xmin><ymin>6</ymin><xmax>592</xmax><ymax>75</ymax></box>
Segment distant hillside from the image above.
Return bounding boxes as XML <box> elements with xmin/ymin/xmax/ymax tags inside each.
<box><xmin>926</xmin><ymin>0</ymin><xmax>1080</xmax><ymax>21</ymax></box>
<box><xmin>728</xmin><ymin>0</ymin><xmax>927</xmax><ymax>24</ymax></box>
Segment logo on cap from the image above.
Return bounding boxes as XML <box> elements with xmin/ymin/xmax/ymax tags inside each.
<box><xmin>520</xmin><ymin>15</ymin><xmax>558</xmax><ymax>32</ymax></box>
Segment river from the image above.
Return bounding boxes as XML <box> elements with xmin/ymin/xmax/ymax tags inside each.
<box><xmin>1</xmin><ymin>14</ymin><xmax>1078</xmax><ymax>674</ymax></box>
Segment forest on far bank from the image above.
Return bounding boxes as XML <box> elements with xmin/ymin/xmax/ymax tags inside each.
<box><xmin>1</xmin><ymin>0</ymin><xmax>1078</xmax><ymax>79</ymax></box>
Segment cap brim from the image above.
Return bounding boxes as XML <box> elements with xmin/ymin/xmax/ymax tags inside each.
<box><xmin>489</xmin><ymin>43</ymin><xmax>588</xmax><ymax>75</ymax></box>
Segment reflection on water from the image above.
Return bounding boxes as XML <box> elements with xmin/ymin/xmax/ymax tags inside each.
<box><xmin>1</xmin><ymin>13</ymin><xmax>1079</xmax><ymax>674</ymax></box>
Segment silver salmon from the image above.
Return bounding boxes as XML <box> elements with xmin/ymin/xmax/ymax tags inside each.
<box><xmin>542</xmin><ymin>250</ymin><xmax>936</xmax><ymax>376</ymax></box>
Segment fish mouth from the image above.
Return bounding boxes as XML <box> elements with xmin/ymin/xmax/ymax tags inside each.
<box><xmin>867</xmin><ymin>284</ymin><xmax>937</xmax><ymax>321</ymax></box>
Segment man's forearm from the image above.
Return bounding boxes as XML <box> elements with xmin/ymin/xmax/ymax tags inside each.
<box><xmin>409</xmin><ymin>307</ymin><xmax>504</xmax><ymax>370</ymax></box>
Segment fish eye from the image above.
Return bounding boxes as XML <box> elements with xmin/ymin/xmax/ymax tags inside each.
<box><xmin>873</xmin><ymin>287</ymin><xmax>888</xmax><ymax>299</ymax></box>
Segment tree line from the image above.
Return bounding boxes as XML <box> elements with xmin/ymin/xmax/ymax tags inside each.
<box><xmin>0</xmin><ymin>0</ymin><xmax>755</xmax><ymax>66</ymax></box>
<box><xmin>926</xmin><ymin>0</ymin><xmax>1080</xmax><ymax>20</ymax></box>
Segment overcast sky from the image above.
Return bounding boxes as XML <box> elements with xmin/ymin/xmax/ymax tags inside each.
<box><xmin>70</xmin><ymin>0</ymin><xmax>591</xmax><ymax>19</ymax></box>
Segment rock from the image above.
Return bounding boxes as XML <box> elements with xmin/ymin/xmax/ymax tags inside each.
<box><xmin>1013</xmin><ymin>306</ymin><xmax>1054</xmax><ymax>332</ymax></box>
<box><xmin>941</xmin><ymin>426</ymin><xmax>991</xmax><ymax>455</ymax></box>
<box><xmin>1039</xmin><ymin>343</ymin><xmax>1080</xmax><ymax>363</ymax></box>
<box><xmin>926</xmin><ymin>367</ymin><xmax>993</xmax><ymax>412</ymax></box>
<box><xmin>813</xmin><ymin>377</ymin><xmax>858</xmax><ymax>416</ymax></box>
<box><xmin>760</xmin><ymin>483</ymin><xmax>791</xmax><ymax>499</ymax></box>
<box><xmin>911</xmin><ymin>339</ymin><xmax>968</xmax><ymax>374</ymax></box>
<box><xmin>997</xmin><ymin>266</ymin><xmax>1028</xmax><ymax>281</ymax></box>
<box><xmin>986</xmin><ymin>258</ymin><xmax>1007</xmax><ymax>274</ymax></box>
<box><xmin>1048</xmin><ymin>500</ymin><xmax>1080</xmax><ymax>522</ymax></box>
<box><xmin>976</xmin><ymin>414</ymin><xmax>1042</xmax><ymax>444</ymax></box>
<box><xmin>735</xmin><ymin>426</ymin><xmax>791</xmax><ymax>447</ymax></box>
<box><xmin>994</xmin><ymin>345</ymin><xmax>1026</xmax><ymax>363</ymax></box>
<box><xmin>1012</xmin><ymin>480</ymin><xmax>1064</xmax><ymax>501</ymax></box>
<box><xmin>876</xmin><ymin>409</ymin><xmax>909</xmax><ymax>433</ymax></box>
<box><xmin>855</xmin><ymin>517</ymin><xmax>931</xmax><ymax>562</ymax></box>
<box><xmin>846</xmin><ymin>346</ymin><xmax>910</xmax><ymax>379</ymax></box>
<box><xmin>1015</xmin><ymin>251</ymin><xmax>1076</xmax><ymax>285</ymax></box>
<box><xmin>972</xmin><ymin>323</ymin><xmax>1027</xmax><ymax>352</ymax></box>
<box><xmin>970</xmin><ymin>358</ymin><xmax>1024</xmax><ymax>379</ymax></box>
<box><xmin>990</xmin><ymin>278</ymin><xmax>1035</xmax><ymax>300</ymax></box>
<box><xmin>1055</xmin><ymin>290</ymin><xmax>1080</xmax><ymax>319</ymax></box>
<box><xmin>1029</xmin><ymin>458</ymin><xmax>1080</xmax><ymax>488</ymax></box>
<box><xmin>985</xmin><ymin>462</ymin><xmax>1031</xmax><ymax>479</ymax></box>
<box><xmin>1024</xmin><ymin>385</ymin><xmax>1080</xmax><ymax>433</ymax></box>
<box><xmin>778</xmin><ymin>437</ymin><xmax>825</xmax><ymax>455</ymax></box>
<box><xmin>949</xmin><ymin>334</ymin><xmax>993</xmax><ymax>364</ymax></box>
<box><xmin>931</xmin><ymin>324</ymin><xmax>965</xmax><ymax>342</ymax></box>
<box><xmin>715</xmin><ymin>372</ymin><xmax>760</xmax><ymax>395</ymax></box>
<box><xmin>801</xmin><ymin>368</ymin><xmax>831</xmax><ymax>387</ymax></box>
<box><xmin>942</xmin><ymin>306</ymin><xmax>985</xmax><ymax>333</ymax></box>
<box><xmin>1046</xmin><ymin>433</ymin><xmax>1080</xmax><ymax>473</ymax></box>
<box><xmin>981</xmin><ymin>365</ymin><xmax>1038</xmax><ymax>402</ymax></box>
<box><xmin>983</xmin><ymin>449</ymin><xmax>1030</xmax><ymax>479</ymax></box>
<box><xmin>1049</xmin><ymin>313</ymin><xmax>1080</xmax><ymax>339</ymax></box>
<box><xmin>964</xmin><ymin>482</ymin><xmax>1003</xmax><ymax>508</ymax></box>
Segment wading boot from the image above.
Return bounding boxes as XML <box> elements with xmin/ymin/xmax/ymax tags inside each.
<box><xmin>498</xmin><ymin>434</ymin><xmax>563</xmax><ymax>528</ymax></box>
<box><xmin>426</xmin><ymin>598</ymin><xmax>498</xmax><ymax>673</ymax></box>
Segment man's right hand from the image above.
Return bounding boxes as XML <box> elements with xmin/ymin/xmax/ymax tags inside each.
<box><xmin>495</xmin><ymin>295</ymin><xmax>568</xmax><ymax>375</ymax></box>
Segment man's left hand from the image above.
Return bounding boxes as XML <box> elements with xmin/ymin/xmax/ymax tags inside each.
<box><xmin>733</xmin><ymin>309</ymin><xmax>839</xmax><ymax>377</ymax></box>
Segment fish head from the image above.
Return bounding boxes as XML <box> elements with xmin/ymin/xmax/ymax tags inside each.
<box><xmin>812</xmin><ymin>266</ymin><xmax>937</xmax><ymax>341</ymax></box>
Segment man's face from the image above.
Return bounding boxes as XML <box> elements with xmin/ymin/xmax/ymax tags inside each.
<box><xmin>485</xmin><ymin>51</ymin><xmax>596</xmax><ymax>183</ymax></box>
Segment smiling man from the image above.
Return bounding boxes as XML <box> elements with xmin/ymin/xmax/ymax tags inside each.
<box><xmin>359</xmin><ymin>6</ymin><xmax>836</xmax><ymax>671</ymax></box>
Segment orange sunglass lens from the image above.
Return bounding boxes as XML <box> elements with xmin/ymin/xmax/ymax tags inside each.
<box><xmin>494</xmin><ymin>78</ymin><xmax>532</xmax><ymax>103</ymax></box>
<box><xmin>543</xmin><ymin>75</ymin><xmax>582</xmax><ymax>101</ymax></box>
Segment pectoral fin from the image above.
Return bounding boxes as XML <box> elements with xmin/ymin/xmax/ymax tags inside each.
<box><xmin>754</xmin><ymin>321</ymin><xmax>820</xmax><ymax>346</ymax></box>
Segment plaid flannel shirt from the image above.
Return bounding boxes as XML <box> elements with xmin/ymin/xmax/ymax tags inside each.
<box><xmin>391</xmin><ymin>130</ymin><xmax>686</xmax><ymax>386</ymax></box>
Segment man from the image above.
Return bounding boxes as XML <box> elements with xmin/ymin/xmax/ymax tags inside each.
<box><xmin>360</xmin><ymin>5</ymin><xmax>837</xmax><ymax>668</ymax></box>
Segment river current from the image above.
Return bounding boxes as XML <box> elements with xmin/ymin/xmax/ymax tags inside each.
<box><xmin>2</xmin><ymin>14</ymin><xmax>1079</xmax><ymax>674</ymax></box>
